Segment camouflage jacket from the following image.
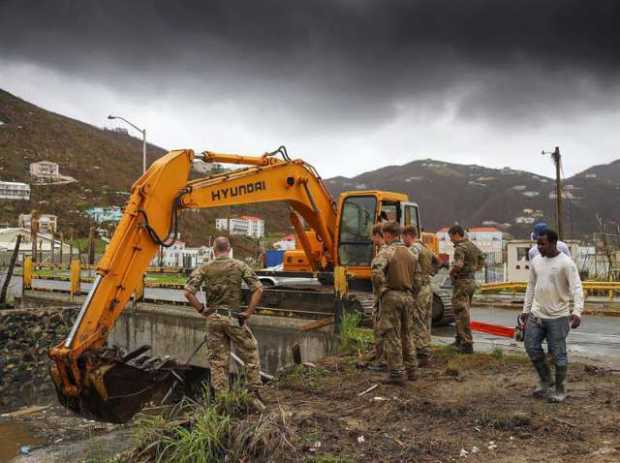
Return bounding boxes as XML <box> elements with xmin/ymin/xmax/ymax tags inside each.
<box><xmin>184</xmin><ymin>256</ymin><xmax>262</xmax><ymax>309</ymax></box>
<box><xmin>409</xmin><ymin>240</ymin><xmax>434</xmax><ymax>286</ymax></box>
<box><xmin>451</xmin><ymin>239</ymin><xmax>485</xmax><ymax>280</ymax></box>
<box><xmin>371</xmin><ymin>241</ymin><xmax>417</xmax><ymax>297</ymax></box>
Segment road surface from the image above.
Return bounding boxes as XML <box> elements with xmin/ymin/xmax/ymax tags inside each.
<box><xmin>13</xmin><ymin>276</ymin><xmax>620</xmax><ymax>367</ymax></box>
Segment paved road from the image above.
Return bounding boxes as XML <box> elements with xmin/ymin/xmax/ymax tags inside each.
<box><xmin>15</xmin><ymin>276</ymin><xmax>620</xmax><ymax>367</ymax></box>
<box><xmin>434</xmin><ymin>307</ymin><xmax>620</xmax><ymax>367</ymax></box>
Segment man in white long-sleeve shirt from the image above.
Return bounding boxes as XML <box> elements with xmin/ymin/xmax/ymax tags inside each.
<box><xmin>521</xmin><ymin>228</ymin><xmax>583</xmax><ymax>403</ymax></box>
<box><xmin>528</xmin><ymin>222</ymin><xmax>571</xmax><ymax>261</ymax></box>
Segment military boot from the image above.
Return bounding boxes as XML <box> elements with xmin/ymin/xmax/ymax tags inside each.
<box><xmin>417</xmin><ymin>355</ymin><xmax>432</xmax><ymax>368</ymax></box>
<box><xmin>531</xmin><ymin>358</ymin><xmax>552</xmax><ymax>399</ymax></box>
<box><xmin>406</xmin><ymin>369</ymin><xmax>417</xmax><ymax>382</ymax></box>
<box><xmin>547</xmin><ymin>366</ymin><xmax>568</xmax><ymax>403</ymax></box>
<box><xmin>367</xmin><ymin>362</ymin><xmax>388</xmax><ymax>372</ymax></box>
<box><xmin>382</xmin><ymin>370</ymin><xmax>406</xmax><ymax>386</ymax></box>
<box><xmin>248</xmin><ymin>386</ymin><xmax>267</xmax><ymax>412</ymax></box>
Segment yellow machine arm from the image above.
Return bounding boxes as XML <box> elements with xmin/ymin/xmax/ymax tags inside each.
<box><xmin>49</xmin><ymin>147</ymin><xmax>339</xmax><ymax>421</ymax></box>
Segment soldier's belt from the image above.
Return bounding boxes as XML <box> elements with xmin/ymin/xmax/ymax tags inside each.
<box><xmin>213</xmin><ymin>306</ymin><xmax>240</xmax><ymax>317</ymax></box>
<box><xmin>383</xmin><ymin>287</ymin><xmax>415</xmax><ymax>294</ymax></box>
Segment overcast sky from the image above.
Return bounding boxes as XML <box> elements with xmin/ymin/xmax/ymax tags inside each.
<box><xmin>1</xmin><ymin>0</ymin><xmax>619</xmax><ymax>179</ymax></box>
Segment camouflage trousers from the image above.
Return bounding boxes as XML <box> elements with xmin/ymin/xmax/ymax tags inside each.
<box><xmin>451</xmin><ymin>279</ymin><xmax>477</xmax><ymax>346</ymax></box>
<box><xmin>377</xmin><ymin>290</ymin><xmax>417</xmax><ymax>376</ymax></box>
<box><xmin>206</xmin><ymin>313</ymin><xmax>261</xmax><ymax>392</ymax></box>
<box><xmin>371</xmin><ymin>302</ymin><xmax>385</xmax><ymax>362</ymax></box>
<box><xmin>413</xmin><ymin>282</ymin><xmax>433</xmax><ymax>359</ymax></box>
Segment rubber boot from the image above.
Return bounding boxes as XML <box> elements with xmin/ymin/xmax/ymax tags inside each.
<box><xmin>531</xmin><ymin>358</ymin><xmax>552</xmax><ymax>399</ymax></box>
<box><xmin>458</xmin><ymin>343</ymin><xmax>474</xmax><ymax>354</ymax></box>
<box><xmin>547</xmin><ymin>366</ymin><xmax>568</xmax><ymax>403</ymax></box>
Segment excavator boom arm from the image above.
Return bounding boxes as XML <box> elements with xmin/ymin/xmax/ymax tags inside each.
<box><xmin>50</xmin><ymin>148</ymin><xmax>339</xmax><ymax>418</ymax></box>
<box><xmin>182</xmin><ymin>159</ymin><xmax>337</xmax><ymax>262</ymax></box>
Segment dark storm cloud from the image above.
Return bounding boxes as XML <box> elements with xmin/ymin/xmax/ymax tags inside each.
<box><xmin>1</xmin><ymin>0</ymin><xmax>619</xmax><ymax>126</ymax></box>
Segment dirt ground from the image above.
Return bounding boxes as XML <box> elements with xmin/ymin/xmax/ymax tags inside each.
<box><xmin>258</xmin><ymin>348</ymin><xmax>620</xmax><ymax>463</ymax></box>
<box><xmin>4</xmin><ymin>347</ymin><xmax>620</xmax><ymax>463</ymax></box>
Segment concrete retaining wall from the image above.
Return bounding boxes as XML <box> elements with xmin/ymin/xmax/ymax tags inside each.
<box><xmin>109</xmin><ymin>303</ymin><xmax>337</xmax><ymax>374</ymax></box>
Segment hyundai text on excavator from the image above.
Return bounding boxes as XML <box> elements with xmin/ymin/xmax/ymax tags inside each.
<box><xmin>49</xmin><ymin>146</ymin><xmax>448</xmax><ymax>423</ymax></box>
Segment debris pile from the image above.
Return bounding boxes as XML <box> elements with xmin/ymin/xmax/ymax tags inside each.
<box><xmin>0</xmin><ymin>307</ymin><xmax>77</xmax><ymax>411</ymax></box>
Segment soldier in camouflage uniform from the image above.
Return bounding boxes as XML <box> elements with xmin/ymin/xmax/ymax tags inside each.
<box><xmin>184</xmin><ymin>236</ymin><xmax>264</xmax><ymax>396</ymax></box>
<box><xmin>371</xmin><ymin>222</ymin><xmax>418</xmax><ymax>384</ymax></box>
<box><xmin>360</xmin><ymin>223</ymin><xmax>388</xmax><ymax>369</ymax></box>
<box><xmin>448</xmin><ymin>225</ymin><xmax>485</xmax><ymax>354</ymax></box>
<box><xmin>403</xmin><ymin>226</ymin><xmax>437</xmax><ymax>366</ymax></box>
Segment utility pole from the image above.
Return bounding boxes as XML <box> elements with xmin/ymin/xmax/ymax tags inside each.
<box><xmin>31</xmin><ymin>210</ymin><xmax>39</xmax><ymax>264</ymax></box>
<box><xmin>0</xmin><ymin>234</ymin><xmax>22</xmax><ymax>308</ymax></box>
<box><xmin>542</xmin><ymin>146</ymin><xmax>563</xmax><ymax>240</ymax></box>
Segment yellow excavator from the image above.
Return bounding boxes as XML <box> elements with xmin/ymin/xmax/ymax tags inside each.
<box><xmin>49</xmin><ymin>146</ymin><xmax>434</xmax><ymax>423</ymax></box>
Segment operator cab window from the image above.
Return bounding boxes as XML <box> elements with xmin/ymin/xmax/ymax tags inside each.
<box><xmin>339</xmin><ymin>196</ymin><xmax>377</xmax><ymax>266</ymax></box>
<box><xmin>379</xmin><ymin>202</ymin><xmax>400</xmax><ymax>223</ymax></box>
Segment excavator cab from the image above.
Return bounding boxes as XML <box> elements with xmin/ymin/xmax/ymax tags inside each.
<box><xmin>335</xmin><ymin>191</ymin><xmax>420</xmax><ymax>284</ymax></box>
<box><xmin>282</xmin><ymin>191</ymin><xmax>421</xmax><ymax>279</ymax></box>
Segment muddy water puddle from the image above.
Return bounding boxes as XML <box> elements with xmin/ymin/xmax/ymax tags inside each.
<box><xmin>0</xmin><ymin>421</ymin><xmax>44</xmax><ymax>462</ymax></box>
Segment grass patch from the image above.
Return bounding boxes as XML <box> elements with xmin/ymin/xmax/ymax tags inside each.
<box><xmin>339</xmin><ymin>311</ymin><xmax>373</xmax><ymax>354</ymax></box>
<box><xmin>305</xmin><ymin>455</ymin><xmax>354</xmax><ymax>463</ymax></box>
<box><xmin>145</xmin><ymin>273</ymin><xmax>186</xmax><ymax>285</ymax></box>
<box><xmin>278</xmin><ymin>364</ymin><xmax>329</xmax><ymax>392</ymax></box>
<box><xmin>476</xmin><ymin>409</ymin><xmax>531</xmax><ymax>430</ymax></box>
<box><xmin>158</xmin><ymin>406</ymin><xmax>231</xmax><ymax>462</ymax></box>
<box><xmin>131</xmin><ymin>386</ymin><xmax>296</xmax><ymax>462</ymax></box>
<box><xmin>433</xmin><ymin>345</ymin><xmax>529</xmax><ymax>373</ymax></box>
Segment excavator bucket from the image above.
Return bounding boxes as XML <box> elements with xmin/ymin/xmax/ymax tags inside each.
<box><xmin>51</xmin><ymin>346</ymin><xmax>211</xmax><ymax>424</ymax></box>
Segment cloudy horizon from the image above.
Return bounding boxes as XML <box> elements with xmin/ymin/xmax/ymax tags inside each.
<box><xmin>1</xmin><ymin>0</ymin><xmax>619</xmax><ymax>179</ymax></box>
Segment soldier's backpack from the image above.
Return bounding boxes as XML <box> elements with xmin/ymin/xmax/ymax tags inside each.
<box><xmin>386</xmin><ymin>246</ymin><xmax>416</xmax><ymax>291</ymax></box>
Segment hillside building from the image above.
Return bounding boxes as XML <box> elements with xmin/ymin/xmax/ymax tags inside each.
<box><xmin>30</xmin><ymin>161</ymin><xmax>60</xmax><ymax>179</ymax></box>
<box><xmin>0</xmin><ymin>181</ymin><xmax>30</xmax><ymax>200</ymax></box>
<box><xmin>18</xmin><ymin>213</ymin><xmax>58</xmax><ymax>234</ymax></box>
<box><xmin>29</xmin><ymin>161</ymin><xmax>77</xmax><ymax>184</ymax></box>
<box><xmin>86</xmin><ymin>206</ymin><xmax>123</xmax><ymax>223</ymax></box>
<box><xmin>215</xmin><ymin>216</ymin><xmax>265</xmax><ymax>238</ymax></box>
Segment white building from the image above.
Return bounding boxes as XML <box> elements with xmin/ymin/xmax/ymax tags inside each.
<box><xmin>30</xmin><ymin>161</ymin><xmax>60</xmax><ymax>179</ymax></box>
<box><xmin>506</xmin><ymin>239</ymin><xmax>580</xmax><ymax>282</ymax></box>
<box><xmin>18</xmin><ymin>214</ymin><xmax>58</xmax><ymax>234</ymax></box>
<box><xmin>0</xmin><ymin>227</ymin><xmax>78</xmax><ymax>261</ymax></box>
<box><xmin>468</xmin><ymin>227</ymin><xmax>503</xmax><ymax>264</ymax></box>
<box><xmin>150</xmin><ymin>241</ymin><xmax>231</xmax><ymax>267</ymax></box>
<box><xmin>436</xmin><ymin>226</ymin><xmax>503</xmax><ymax>263</ymax></box>
<box><xmin>273</xmin><ymin>234</ymin><xmax>296</xmax><ymax>251</ymax></box>
<box><xmin>0</xmin><ymin>181</ymin><xmax>30</xmax><ymax>200</ymax></box>
<box><xmin>215</xmin><ymin>216</ymin><xmax>265</xmax><ymax>238</ymax></box>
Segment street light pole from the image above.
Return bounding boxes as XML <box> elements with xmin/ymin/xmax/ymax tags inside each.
<box><xmin>107</xmin><ymin>115</ymin><xmax>147</xmax><ymax>174</ymax></box>
<box><xmin>141</xmin><ymin>128</ymin><xmax>147</xmax><ymax>174</ymax></box>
